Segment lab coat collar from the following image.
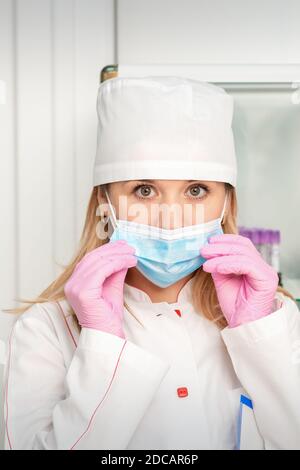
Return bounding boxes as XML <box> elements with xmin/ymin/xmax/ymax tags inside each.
<box><xmin>123</xmin><ymin>274</ymin><xmax>195</xmax><ymax>309</ymax></box>
<box><xmin>59</xmin><ymin>275</ymin><xmax>195</xmax><ymax>323</ymax></box>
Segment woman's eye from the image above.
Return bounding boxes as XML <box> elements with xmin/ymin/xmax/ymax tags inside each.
<box><xmin>186</xmin><ymin>185</ymin><xmax>208</xmax><ymax>198</ymax></box>
<box><xmin>134</xmin><ymin>185</ymin><xmax>156</xmax><ymax>199</ymax></box>
<box><xmin>133</xmin><ymin>183</ymin><xmax>209</xmax><ymax>199</ymax></box>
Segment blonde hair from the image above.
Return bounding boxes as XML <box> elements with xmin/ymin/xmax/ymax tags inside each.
<box><xmin>3</xmin><ymin>183</ymin><xmax>294</xmax><ymax>330</ymax></box>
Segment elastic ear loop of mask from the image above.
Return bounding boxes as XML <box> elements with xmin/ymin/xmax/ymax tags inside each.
<box><xmin>104</xmin><ymin>188</ymin><xmax>118</xmax><ymax>230</ymax></box>
<box><xmin>220</xmin><ymin>191</ymin><xmax>228</xmax><ymax>225</ymax></box>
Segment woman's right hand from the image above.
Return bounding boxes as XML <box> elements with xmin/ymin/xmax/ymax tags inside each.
<box><xmin>64</xmin><ymin>240</ymin><xmax>137</xmax><ymax>338</ymax></box>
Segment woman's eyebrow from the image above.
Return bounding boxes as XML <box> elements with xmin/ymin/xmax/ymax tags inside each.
<box><xmin>122</xmin><ymin>179</ymin><xmax>158</xmax><ymax>186</ymax></box>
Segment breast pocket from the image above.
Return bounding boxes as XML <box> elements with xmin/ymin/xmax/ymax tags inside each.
<box><xmin>227</xmin><ymin>386</ymin><xmax>264</xmax><ymax>450</ymax></box>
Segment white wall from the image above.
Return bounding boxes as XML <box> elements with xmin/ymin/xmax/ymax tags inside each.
<box><xmin>118</xmin><ymin>0</ymin><xmax>300</xmax><ymax>64</ymax></box>
<box><xmin>0</xmin><ymin>0</ymin><xmax>115</xmax><ymax>311</ymax></box>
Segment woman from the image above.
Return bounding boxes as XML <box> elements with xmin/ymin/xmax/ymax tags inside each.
<box><xmin>3</xmin><ymin>76</ymin><xmax>300</xmax><ymax>450</ymax></box>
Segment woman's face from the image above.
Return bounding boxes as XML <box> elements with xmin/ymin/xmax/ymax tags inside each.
<box><xmin>99</xmin><ymin>179</ymin><xmax>227</xmax><ymax>230</ymax></box>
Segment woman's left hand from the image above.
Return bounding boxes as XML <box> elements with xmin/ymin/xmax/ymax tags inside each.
<box><xmin>200</xmin><ymin>234</ymin><xmax>279</xmax><ymax>328</ymax></box>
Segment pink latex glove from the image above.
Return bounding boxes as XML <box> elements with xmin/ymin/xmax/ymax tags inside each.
<box><xmin>64</xmin><ymin>240</ymin><xmax>137</xmax><ymax>338</ymax></box>
<box><xmin>200</xmin><ymin>234</ymin><xmax>279</xmax><ymax>328</ymax></box>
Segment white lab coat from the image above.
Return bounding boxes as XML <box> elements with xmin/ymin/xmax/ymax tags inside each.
<box><xmin>3</xmin><ymin>276</ymin><xmax>300</xmax><ymax>450</ymax></box>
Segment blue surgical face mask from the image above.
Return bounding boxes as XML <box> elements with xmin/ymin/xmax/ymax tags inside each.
<box><xmin>104</xmin><ymin>188</ymin><xmax>228</xmax><ymax>288</ymax></box>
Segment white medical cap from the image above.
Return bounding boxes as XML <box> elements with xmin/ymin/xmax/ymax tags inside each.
<box><xmin>93</xmin><ymin>76</ymin><xmax>237</xmax><ymax>187</ymax></box>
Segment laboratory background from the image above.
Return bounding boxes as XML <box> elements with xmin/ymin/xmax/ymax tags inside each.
<box><xmin>0</xmin><ymin>0</ymin><xmax>300</xmax><ymax>449</ymax></box>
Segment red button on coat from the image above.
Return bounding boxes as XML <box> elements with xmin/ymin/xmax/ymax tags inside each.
<box><xmin>177</xmin><ymin>387</ymin><xmax>188</xmax><ymax>398</ymax></box>
<box><xmin>174</xmin><ymin>309</ymin><xmax>182</xmax><ymax>317</ymax></box>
